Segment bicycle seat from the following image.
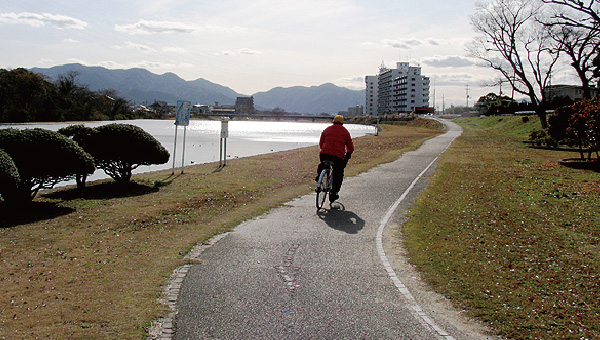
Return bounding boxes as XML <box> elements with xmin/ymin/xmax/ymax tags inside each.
<box><xmin>321</xmin><ymin>160</ymin><xmax>335</xmax><ymax>167</ymax></box>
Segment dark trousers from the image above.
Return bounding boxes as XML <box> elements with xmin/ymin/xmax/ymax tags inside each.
<box><xmin>317</xmin><ymin>153</ymin><xmax>346</xmax><ymax>194</ymax></box>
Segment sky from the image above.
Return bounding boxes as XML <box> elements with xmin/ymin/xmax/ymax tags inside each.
<box><xmin>0</xmin><ymin>0</ymin><xmax>581</xmax><ymax>108</ymax></box>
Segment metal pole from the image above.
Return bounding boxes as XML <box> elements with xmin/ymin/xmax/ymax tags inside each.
<box><xmin>181</xmin><ymin>125</ymin><xmax>187</xmax><ymax>174</ymax></box>
<box><xmin>223</xmin><ymin>137</ymin><xmax>227</xmax><ymax>166</ymax></box>
<box><xmin>219</xmin><ymin>137</ymin><xmax>223</xmax><ymax>167</ymax></box>
<box><xmin>172</xmin><ymin>125</ymin><xmax>178</xmax><ymax>175</ymax></box>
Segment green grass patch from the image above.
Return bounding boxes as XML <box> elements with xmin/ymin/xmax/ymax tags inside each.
<box><xmin>403</xmin><ymin>116</ymin><xmax>600</xmax><ymax>339</ymax></box>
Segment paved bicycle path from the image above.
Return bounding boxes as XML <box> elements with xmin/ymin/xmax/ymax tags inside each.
<box><xmin>170</xmin><ymin>120</ymin><xmax>498</xmax><ymax>339</ymax></box>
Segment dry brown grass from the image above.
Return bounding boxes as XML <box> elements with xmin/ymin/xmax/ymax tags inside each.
<box><xmin>0</xmin><ymin>120</ymin><xmax>442</xmax><ymax>339</ymax></box>
<box><xmin>404</xmin><ymin>116</ymin><xmax>600</xmax><ymax>339</ymax></box>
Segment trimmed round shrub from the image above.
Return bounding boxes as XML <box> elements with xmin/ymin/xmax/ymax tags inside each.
<box><xmin>58</xmin><ymin>124</ymin><xmax>98</xmax><ymax>188</ymax></box>
<box><xmin>58</xmin><ymin>124</ymin><xmax>97</xmax><ymax>148</ymax></box>
<box><xmin>549</xmin><ymin>100</ymin><xmax>600</xmax><ymax>160</ymax></box>
<box><xmin>86</xmin><ymin>123</ymin><xmax>170</xmax><ymax>183</ymax></box>
<box><xmin>0</xmin><ymin>128</ymin><xmax>95</xmax><ymax>201</ymax></box>
<box><xmin>0</xmin><ymin>148</ymin><xmax>20</xmax><ymax>200</ymax></box>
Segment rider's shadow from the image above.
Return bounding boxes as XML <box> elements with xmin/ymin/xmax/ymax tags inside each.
<box><xmin>317</xmin><ymin>204</ymin><xmax>365</xmax><ymax>234</ymax></box>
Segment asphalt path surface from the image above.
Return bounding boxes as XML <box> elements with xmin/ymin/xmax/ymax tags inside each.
<box><xmin>172</xmin><ymin>120</ymin><xmax>499</xmax><ymax>339</ymax></box>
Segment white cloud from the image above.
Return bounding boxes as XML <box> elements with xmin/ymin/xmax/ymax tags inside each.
<box><xmin>162</xmin><ymin>46</ymin><xmax>187</xmax><ymax>54</ymax></box>
<box><xmin>35</xmin><ymin>58</ymin><xmax>55</xmax><ymax>65</ymax></box>
<box><xmin>0</xmin><ymin>12</ymin><xmax>87</xmax><ymax>29</ymax></box>
<box><xmin>333</xmin><ymin>75</ymin><xmax>366</xmax><ymax>90</ymax></box>
<box><xmin>214</xmin><ymin>48</ymin><xmax>262</xmax><ymax>56</ymax></box>
<box><xmin>430</xmin><ymin>72</ymin><xmax>493</xmax><ymax>87</ymax></box>
<box><xmin>382</xmin><ymin>38</ymin><xmax>423</xmax><ymax>49</ymax></box>
<box><xmin>114</xmin><ymin>20</ymin><xmax>246</xmax><ymax>35</ymax></box>
<box><xmin>66</xmin><ymin>58</ymin><xmax>88</xmax><ymax>64</ymax></box>
<box><xmin>115</xmin><ymin>20</ymin><xmax>197</xmax><ymax>35</ymax></box>
<box><xmin>364</xmin><ymin>38</ymin><xmax>456</xmax><ymax>50</ymax></box>
<box><xmin>63</xmin><ymin>38</ymin><xmax>79</xmax><ymax>44</ymax></box>
<box><xmin>421</xmin><ymin>55</ymin><xmax>478</xmax><ymax>68</ymax></box>
<box><xmin>203</xmin><ymin>24</ymin><xmax>247</xmax><ymax>34</ymax></box>
<box><xmin>94</xmin><ymin>59</ymin><xmax>194</xmax><ymax>71</ymax></box>
<box><xmin>124</xmin><ymin>41</ymin><xmax>156</xmax><ymax>53</ymax></box>
<box><xmin>238</xmin><ymin>48</ymin><xmax>262</xmax><ymax>55</ymax></box>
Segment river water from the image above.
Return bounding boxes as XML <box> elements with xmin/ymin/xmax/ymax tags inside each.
<box><xmin>0</xmin><ymin>119</ymin><xmax>374</xmax><ymax>185</ymax></box>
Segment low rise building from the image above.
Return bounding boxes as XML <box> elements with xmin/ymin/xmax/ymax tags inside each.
<box><xmin>544</xmin><ymin>84</ymin><xmax>598</xmax><ymax>102</ymax></box>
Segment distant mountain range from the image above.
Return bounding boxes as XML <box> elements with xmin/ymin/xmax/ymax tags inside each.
<box><xmin>31</xmin><ymin>63</ymin><xmax>365</xmax><ymax>114</ymax></box>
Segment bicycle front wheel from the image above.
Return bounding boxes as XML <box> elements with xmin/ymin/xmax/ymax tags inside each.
<box><xmin>315</xmin><ymin>169</ymin><xmax>328</xmax><ymax>210</ymax></box>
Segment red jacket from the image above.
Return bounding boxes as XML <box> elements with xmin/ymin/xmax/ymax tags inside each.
<box><xmin>319</xmin><ymin>123</ymin><xmax>354</xmax><ymax>159</ymax></box>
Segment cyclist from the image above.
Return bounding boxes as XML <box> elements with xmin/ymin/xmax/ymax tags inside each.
<box><xmin>316</xmin><ymin>115</ymin><xmax>354</xmax><ymax>203</ymax></box>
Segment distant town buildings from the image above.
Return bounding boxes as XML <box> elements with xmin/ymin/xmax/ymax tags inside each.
<box><xmin>365</xmin><ymin>61</ymin><xmax>431</xmax><ymax>115</ymax></box>
<box><xmin>235</xmin><ymin>96</ymin><xmax>255</xmax><ymax>114</ymax></box>
<box><xmin>209</xmin><ymin>101</ymin><xmax>235</xmax><ymax>115</ymax></box>
<box><xmin>544</xmin><ymin>84</ymin><xmax>598</xmax><ymax>102</ymax></box>
<box><xmin>338</xmin><ymin>105</ymin><xmax>364</xmax><ymax>117</ymax></box>
<box><xmin>189</xmin><ymin>97</ymin><xmax>255</xmax><ymax>116</ymax></box>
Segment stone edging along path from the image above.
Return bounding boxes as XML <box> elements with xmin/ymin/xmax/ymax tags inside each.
<box><xmin>149</xmin><ymin>232</ymin><xmax>230</xmax><ymax>339</ymax></box>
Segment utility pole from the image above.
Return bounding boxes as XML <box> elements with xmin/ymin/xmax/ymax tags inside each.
<box><xmin>442</xmin><ymin>95</ymin><xmax>445</xmax><ymax>115</ymax></box>
<box><xmin>466</xmin><ymin>84</ymin><xmax>470</xmax><ymax>109</ymax></box>
<box><xmin>511</xmin><ymin>70</ymin><xmax>515</xmax><ymax>100</ymax></box>
<box><xmin>431</xmin><ymin>77</ymin><xmax>436</xmax><ymax>114</ymax></box>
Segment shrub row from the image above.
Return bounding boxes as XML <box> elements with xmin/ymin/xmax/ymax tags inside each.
<box><xmin>528</xmin><ymin>100</ymin><xmax>600</xmax><ymax>160</ymax></box>
<box><xmin>0</xmin><ymin>123</ymin><xmax>170</xmax><ymax>204</ymax></box>
<box><xmin>548</xmin><ymin>100</ymin><xmax>600</xmax><ymax>160</ymax></box>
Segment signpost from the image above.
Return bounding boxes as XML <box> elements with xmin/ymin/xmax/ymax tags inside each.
<box><xmin>172</xmin><ymin>100</ymin><xmax>191</xmax><ymax>174</ymax></box>
<box><xmin>220</xmin><ymin>118</ymin><xmax>229</xmax><ymax>167</ymax></box>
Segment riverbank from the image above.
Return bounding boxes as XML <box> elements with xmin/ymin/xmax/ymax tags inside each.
<box><xmin>0</xmin><ymin>119</ymin><xmax>444</xmax><ymax>339</ymax></box>
<box><xmin>403</xmin><ymin>116</ymin><xmax>600</xmax><ymax>339</ymax></box>
<box><xmin>1</xmin><ymin>119</ymin><xmax>374</xmax><ymax>186</ymax></box>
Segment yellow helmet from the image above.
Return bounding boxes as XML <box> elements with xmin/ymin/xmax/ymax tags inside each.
<box><xmin>333</xmin><ymin>115</ymin><xmax>344</xmax><ymax>123</ymax></box>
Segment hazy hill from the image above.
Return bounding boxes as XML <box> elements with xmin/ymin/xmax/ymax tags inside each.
<box><xmin>31</xmin><ymin>63</ymin><xmax>239</xmax><ymax>106</ymax></box>
<box><xmin>30</xmin><ymin>64</ymin><xmax>365</xmax><ymax>114</ymax></box>
<box><xmin>253</xmin><ymin>83</ymin><xmax>365</xmax><ymax>114</ymax></box>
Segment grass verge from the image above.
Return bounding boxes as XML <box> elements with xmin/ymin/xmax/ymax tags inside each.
<box><xmin>403</xmin><ymin>116</ymin><xmax>600</xmax><ymax>339</ymax></box>
<box><xmin>0</xmin><ymin>120</ymin><xmax>442</xmax><ymax>339</ymax></box>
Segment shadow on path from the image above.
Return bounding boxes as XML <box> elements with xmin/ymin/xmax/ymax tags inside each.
<box><xmin>317</xmin><ymin>203</ymin><xmax>365</xmax><ymax>234</ymax></box>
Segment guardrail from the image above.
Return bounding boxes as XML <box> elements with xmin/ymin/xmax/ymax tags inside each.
<box><xmin>203</xmin><ymin>114</ymin><xmax>334</xmax><ymax>121</ymax></box>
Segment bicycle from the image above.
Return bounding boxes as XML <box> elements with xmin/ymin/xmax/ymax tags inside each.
<box><xmin>315</xmin><ymin>160</ymin><xmax>334</xmax><ymax>210</ymax></box>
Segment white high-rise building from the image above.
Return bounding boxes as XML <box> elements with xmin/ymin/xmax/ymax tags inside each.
<box><xmin>365</xmin><ymin>75</ymin><xmax>379</xmax><ymax>116</ymax></box>
<box><xmin>366</xmin><ymin>62</ymin><xmax>430</xmax><ymax>115</ymax></box>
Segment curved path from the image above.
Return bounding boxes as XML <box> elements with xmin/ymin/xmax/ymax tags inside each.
<box><xmin>169</xmin><ymin>120</ymin><xmax>498</xmax><ymax>339</ymax></box>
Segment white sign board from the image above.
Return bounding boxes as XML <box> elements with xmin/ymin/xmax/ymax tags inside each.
<box><xmin>175</xmin><ymin>100</ymin><xmax>191</xmax><ymax>126</ymax></box>
<box><xmin>221</xmin><ymin>119</ymin><xmax>229</xmax><ymax>138</ymax></box>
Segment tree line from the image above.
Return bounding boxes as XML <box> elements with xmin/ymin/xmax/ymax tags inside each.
<box><xmin>474</xmin><ymin>91</ymin><xmax>575</xmax><ymax>116</ymax></box>
<box><xmin>0</xmin><ymin>68</ymin><xmax>140</xmax><ymax>123</ymax></box>
<box><xmin>470</xmin><ymin>0</ymin><xmax>600</xmax><ymax>128</ymax></box>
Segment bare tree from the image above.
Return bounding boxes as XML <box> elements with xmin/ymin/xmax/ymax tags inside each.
<box><xmin>542</xmin><ymin>0</ymin><xmax>600</xmax><ymax>96</ymax></box>
<box><xmin>541</xmin><ymin>0</ymin><xmax>600</xmax><ymax>30</ymax></box>
<box><xmin>469</xmin><ymin>0</ymin><xmax>560</xmax><ymax>128</ymax></box>
<box><xmin>547</xmin><ymin>24</ymin><xmax>600</xmax><ymax>98</ymax></box>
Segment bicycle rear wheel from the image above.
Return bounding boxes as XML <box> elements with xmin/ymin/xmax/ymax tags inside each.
<box><xmin>315</xmin><ymin>169</ymin><xmax>328</xmax><ymax>210</ymax></box>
